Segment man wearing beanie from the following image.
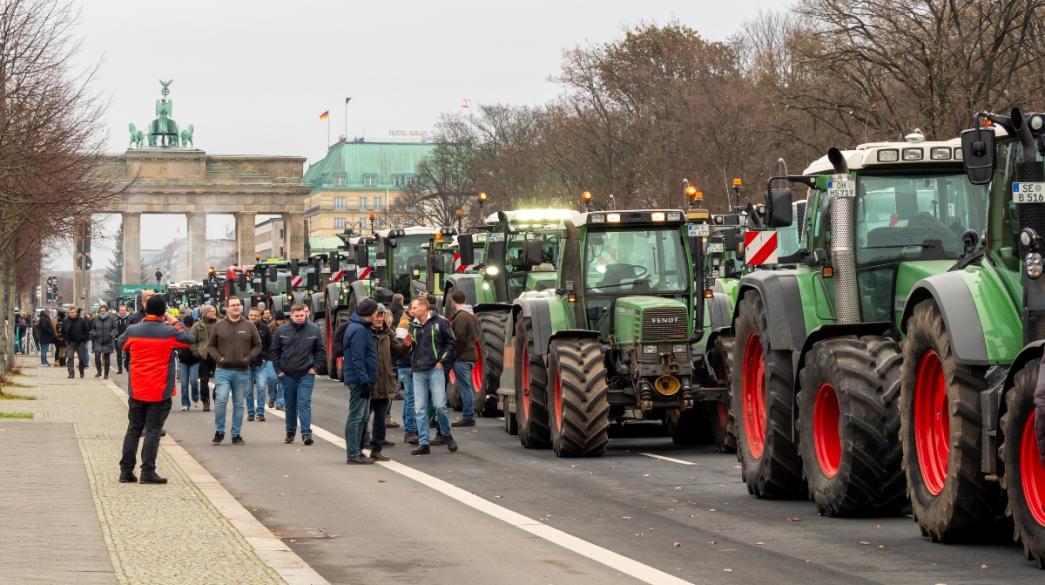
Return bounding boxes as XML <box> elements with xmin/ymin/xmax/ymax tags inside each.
<box><xmin>270</xmin><ymin>303</ymin><xmax>326</xmax><ymax>445</ymax></box>
<box><xmin>116</xmin><ymin>296</ymin><xmax>194</xmax><ymax>484</ymax></box>
<box><xmin>343</xmin><ymin>298</ymin><xmax>378</xmax><ymax>463</ymax></box>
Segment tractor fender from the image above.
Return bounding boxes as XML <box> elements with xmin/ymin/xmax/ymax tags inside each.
<box><xmin>476</xmin><ymin>302</ymin><xmax>513</xmax><ymax>314</ymax></box>
<box><xmin>511</xmin><ymin>297</ymin><xmax>558</xmax><ymax>357</ymax></box>
<box><xmin>349</xmin><ymin>280</ymin><xmax>370</xmax><ymax>305</ymax></box>
<box><xmin>1003</xmin><ymin>341</ymin><xmax>1045</xmax><ymax>394</ymax></box>
<box><xmin>707</xmin><ymin>292</ymin><xmax>733</xmax><ymax>331</ymax></box>
<box><xmin>792</xmin><ymin>322</ymin><xmax>892</xmax><ymax>391</ymax></box>
<box><xmin>325</xmin><ymin>282</ymin><xmax>343</xmax><ymax>310</ymax></box>
<box><xmin>900</xmin><ymin>272</ymin><xmax>989</xmax><ymax>366</ymax></box>
<box><xmin>549</xmin><ymin>329</ymin><xmax>601</xmax><ymax>346</ymax></box>
<box><xmin>733</xmin><ymin>270</ymin><xmax>806</xmax><ymax>353</ymax></box>
<box><xmin>444</xmin><ymin>276</ymin><xmax>477</xmax><ymax>306</ymax></box>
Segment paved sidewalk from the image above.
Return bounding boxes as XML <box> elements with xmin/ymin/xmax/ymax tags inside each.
<box><xmin>0</xmin><ymin>360</ymin><xmax>302</xmax><ymax>585</ymax></box>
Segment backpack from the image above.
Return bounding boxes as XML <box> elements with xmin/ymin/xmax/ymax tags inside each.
<box><xmin>330</xmin><ymin>320</ymin><xmax>350</xmax><ymax>359</ymax></box>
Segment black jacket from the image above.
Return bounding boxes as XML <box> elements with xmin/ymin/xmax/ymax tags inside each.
<box><xmin>408</xmin><ymin>314</ymin><xmax>456</xmax><ymax>372</ymax></box>
<box><xmin>115</xmin><ymin>314</ymin><xmax>130</xmax><ymax>336</ymax></box>
<box><xmin>62</xmin><ymin>316</ymin><xmax>90</xmax><ymax>343</ymax></box>
<box><xmin>253</xmin><ymin>321</ymin><xmax>272</xmax><ymax>365</ymax></box>
<box><xmin>271</xmin><ymin>320</ymin><xmax>326</xmax><ymax>377</ymax></box>
<box><xmin>128</xmin><ymin>310</ymin><xmax>146</xmax><ymax>326</ymax></box>
<box><xmin>36</xmin><ymin>316</ymin><xmax>56</xmax><ymax>344</ymax></box>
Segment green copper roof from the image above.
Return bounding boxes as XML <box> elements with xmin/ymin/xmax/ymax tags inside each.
<box><xmin>308</xmin><ymin>236</ymin><xmax>344</xmax><ymax>253</ymax></box>
<box><xmin>305</xmin><ymin>140</ymin><xmax>436</xmax><ymax>191</ymax></box>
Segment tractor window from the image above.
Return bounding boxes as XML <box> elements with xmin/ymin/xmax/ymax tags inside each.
<box><xmin>855</xmin><ymin>173</ymin><xmax>986</xmax><ymax>265</ymax></box>
<box><xmin>393</xmin><ymin>235</ymin><xmax>428</xmax><ymax>276</ymax></box>
<box><xmin>585</xmin><ymin>228</ymin><xmax>687</xmax><ymax>293</ymax></box>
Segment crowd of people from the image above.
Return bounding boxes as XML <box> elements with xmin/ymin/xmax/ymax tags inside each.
<box><xmin>115</xmin><ymin>287</ymin><xmax>482</xmax><ymax>481</ymax></box>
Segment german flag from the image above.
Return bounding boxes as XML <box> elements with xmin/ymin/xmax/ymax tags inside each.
<box><xmin>319</xmin><ymin>110</ymin><xmax>329</xmax><ymax>121</ymax></box>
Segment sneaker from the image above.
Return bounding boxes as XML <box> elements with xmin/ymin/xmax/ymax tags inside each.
<box><xmin>180</xmin><ymin>406</ymin><xmax>188</xmax><ymax>412</ymax></box>
<box><xmin>447</xmin><ymin>436</ymin><xmax>458</xmax><ymax>452</ymax></box>
<box><xmin>67</xmin><ymin>373</ymin><xmax>74</xmax><ymax>379</ymax></box>
<box><xmin>303</xmin><ymin>434</ymin><xmax>313</xmax><ymax>446</ymax></box>
<box><xmin>80</xmin><ymin>371</ymin><xmax>84</xmax><ymax>378</ymax></box>
<box><xmin>275</xmin><ymin>404</ymin><xmax>284</xmax><ymax>411</ymax></box>
<box><xmin>212</xmin><ymin>432</ymin><xmax>225</xmax><ymax>443</ymax></box>
<box><xmin>430</xmin><ymin>435</ymin><xmax>448</xmax><ymax>446</ymax></box>
<box><xmin>346</xmin><ymin>455</ymin><xmax>374</xmax><ymax>465</ymax></box>
<box><xmin>451</xmin><ymin>419</ymin><xmax>476</xmax><ymax>428</ymax></box>
<box><xmin>103</xmin><ymin>374</ymin><xmax>108</xmax><ymax>380</ymax></box>
<box><xmin>194</xmin><ymin>402</ymin><xmax>200</xmax><ymax>408</ymax></box>
<box><xmin>94</xmin><ymin>372</ymin><xmax>101</xmax><ymax>378</ymax></box>
<box><xmin>405</xmin><ymin>432</ymin><xmax>419</xmax><ymax>445</ymax></box>
<box><xmin>256</xmin><ymin>414</ymin><xmax>266</xmax><ymax>422</ymax></box>
<box><xmin>119</xmin><ymin>470</ymin><xmax>137</xmax><ymax>483</ymax></box>
<box><xmin>247</xmin><ymin>414</ymin><xmax>255</xmax><ymax>422</ymax></box>
<box><xmin>411</xmin><ymin>445</ymin><xmax>431</xmax><ymax>455</ymax></box>
<box><xmin>284</xmin><ymin>433</ymin><xmax>294</xmax><ymax>444</ymax></box>
<box><xmin>370</xmin><ymin>452</ymin><xmax>391</xmax><ymax>462</ymax></box>
<box><xmin>267</xmin><ymin>399</ymin><xmax>275</xmax><ymax>408</ymax></box>
<box><xmin>232</xmin><ymin>436</ymin><xmax>245</xmax><ymax>445</ymax></box>
<box><xmin>386</xmin><ymin>418</ymin><xmax>401</xmax><ymax>429</ymax></box>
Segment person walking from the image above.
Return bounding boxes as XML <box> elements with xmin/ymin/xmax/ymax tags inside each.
<box><xmin>114</xmin><ymin>305</ymin><xmax>130</xmax><ymax>374</ymax></box>
<box><xmin>207</xmin><ymin>297</ymin><xmax>260</xmax><ymax>445</ymax></box>
<box><xmin>270</xmin><ymin>310</ymin><xmax>286</xmax><ymax>333</ymax></box>
<box><xmin>177</xmin><ymin>320</ymin><xmax>200</xmax><ymax>412</ymax></box>
<box><xmin>343</xmin><ymin>299</ymin><xmax>378</xmax><ymax>463</ymax></box>
<box><xmin>54</xmin><ymin>310</ymin><xmax>67</xmax><ymax>367</ymax></box>
<box><xmin>365</xmin><ymin>304</ymin><xmax>409</xmax><ymax>461</ymax></box>
<box><xmin>62</xmin><ymin>308</ymin><xmax>90</xmax><ymax>379</ymax></box>
<box><xmin>192</xmin><ymin>305</ymin><xmax>218</xmax><ymax>411</ymax></box>
<box><xmin>448</xmin><ymin>290</ymin><xmax>480</xmax><ymax>427</ymax></box>
<box><xmin>405</xmin><ymin>296</ymin><xmax>458</xmax><ymax>455</ymax></box>
<box><xmin>117</xmin><ymin>295</ymin><xmax>194</xmax><ymax>484</ymax></box>
<box><xmin>90</xmin><ymin>305</ymin><xmax>118</xmax><ymax>379</ymax></box>
<box><xmin>389</xmin><ymin>293</ymin><xmax>405</xmax><ymax>331</ymax></box>
<box><xmin>36</xmin><ymin>309</ymin><xmax>55</xmax><ymax>367</ymax></box>
<box><xmin>271</xmin><ymin>304</ymin><xmax>326</xmax><ymax>445</ymax></box>
<box><xmin>246</xmin><ymin>307</ymin><xmax>273</xmax><ymax>421</ymax></box>
<box><xmin>128</xmin><ymin>290</ymin><xmax>155</xmax><ymax>326</ymax></box>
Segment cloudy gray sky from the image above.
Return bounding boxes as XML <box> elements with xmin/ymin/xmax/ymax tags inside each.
<box><xmin>57</xmin><ymin>0</ymin><xmax>784</xmax><ymax>272</ymax></box>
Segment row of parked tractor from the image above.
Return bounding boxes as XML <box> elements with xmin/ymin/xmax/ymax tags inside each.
<box><xmin>184</xmin><ymin>108</ymin><xmax>1042</xmax><ymax>568</ymax></box>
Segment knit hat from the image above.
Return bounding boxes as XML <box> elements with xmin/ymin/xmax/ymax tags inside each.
<box><xmin>356</xmin><ymin>298</ymin><xmax>378</xmax><ymax>317</ymax></box>
<box><xmin>146</xmin><ymin>295</ymin><xmax>167</xmax><ymax>317</ymax></box>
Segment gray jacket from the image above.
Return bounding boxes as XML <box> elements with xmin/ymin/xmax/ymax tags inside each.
<box><xmin>90</xmin><ymin>312</ymin><xmax>118</xmax><ymax>353</ymax></box>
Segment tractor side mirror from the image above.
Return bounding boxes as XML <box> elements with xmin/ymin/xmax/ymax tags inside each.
<box><xmin>457</xmin><ymin>234</ymin><xmax>475</xmax><ymax>266</ymax></box>
<box><xmin>765</xmin><ymin>188</ymin><xmax>793</xmax><ymax>228</ymax></box>
<box><xmin>722</xmin><ymin>229</ymin><xmax>740</xmax><ymax>252</ymax></box>
<box><xmin>961</xmin><ymin>127</ymin><xmax>996</xmax><ymax>185</ymax></box>
<box><xmin>328</xmin><ymin>251</ymin><xmax>340</xmax><ymax>272</ymax></box>
<box><xmin>374</xmin><ymin>252</ymin><xmax>387</xmax><ymax>282</ymax></box>
<box><xmin>356</xmin><ymin>244</ymin><xmax>369</xmax><ymax>268</ymax></box>
<box><xmin>523</xmin><ymin>239</ymin><xmax>544</xmax><ymax>265</ymax></box>
<box><xmin>432</xmin><ymin>254</ymin><xmax>447</xmax><ymax>274</ymax></box>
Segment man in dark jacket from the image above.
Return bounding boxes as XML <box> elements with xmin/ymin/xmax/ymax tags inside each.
<box><xmin>62</xmin><ymin>307</ymin><xmax>91</xmax><ymax>379</ymax></box>
<box><xmin>114</xmin><ymin>305</ymin><xmax>130</xmax><ymax>374</ymax></box>
<box><xmin>406</xmin><ymin>296</ymin><xmax>458</xmax><ymax>454</ymax></box>
<box><xmin>117</xmin><ymin>295</ymin><xmax>193</xmax><ymax>484</ymax></box>
<box><xmin>90</xmin><ymin>305</ymin><xmax>118</xmax><ymax>379</ymax></box>
<box><xmin>271</xmin><ymin>304</ymin><xmax>326</xmax><ymax>445</ymax></box>
<box><xmin>36</xmin><ymin>309</ymin><xmax>55</xmax><ymax>366</ymax></box>
<box><xmin>248</xmin><ymin>307</ymin><xmax>277</xmax><ymax>418</ymax></box>
<box><xmin>449</xmin><ymin>290</ymin><xmax>480</xmax><ymax>427</ymax></box>
<box><xmin>207</xmin><ymin>297</ymin><xmax>261</xmax><ymax>445</ymax></box>
<box><xmin>343</xmin><ymin>299</ymin><xmax>378</xmax><ymax>464</ymax></box>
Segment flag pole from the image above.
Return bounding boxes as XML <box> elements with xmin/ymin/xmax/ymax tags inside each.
<box><xmin>326</xmin><ymin>116</ymin><xmax>330</xmax><ymax>148</ymax></box>
<box><xmin>345</xmin><ymin>97</ymin><xmax>352</xmax><ymax>141</ymax></box>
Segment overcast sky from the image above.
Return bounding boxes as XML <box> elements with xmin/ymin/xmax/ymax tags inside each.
<box><xmin>53</xmin><ymin>0</ymin><xmax>784</xmax><ymax>273</ymax></box>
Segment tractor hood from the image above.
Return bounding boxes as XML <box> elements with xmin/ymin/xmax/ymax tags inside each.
<box><xmin>613</xmin><ymin>296</ymin><xmax>690</xmax><ymax>343</ymax></box>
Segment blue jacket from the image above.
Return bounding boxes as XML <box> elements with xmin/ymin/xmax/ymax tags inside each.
<box><xmin>343</xmin><ymin>313</ymin><xmax>377</xmax><ymax>386</ymax></box>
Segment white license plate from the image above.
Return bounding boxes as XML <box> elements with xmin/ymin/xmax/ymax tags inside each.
<box><xmin>688</xmin><ymin>223</ymin><xmax>709</xmax><ymax>237</ymax></box>
<box><xmin>707</xmin><ymin>243</ymin><xmax>724</xmax><ymax>253</ymax></box>
<box><xmin>1012</xmin><ymin>182</ymin><xmax>1045</xmax><ymax>203</ymax></box>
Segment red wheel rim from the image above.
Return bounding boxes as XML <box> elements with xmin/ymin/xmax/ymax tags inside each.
<box><xmin>717</xmin><ymin>402</ymin><xmax>729</xmax><ymax>428</ymax></box>
<box><xmin>553</xmin><ymin>368</ymin><xmax>563</xmax><ymax>431</ymax></box>
<box><xmin>741</xmin><ymin>332</ymin><xmax>767</xmax><ymax>459</ymax></box>
<box><xmin>813</xmin><ymin>383</ymin><xmax>842</xmax><ymax>478</ymax></box>
<box><xmin>521</xmin><ymin>342</ymin><xmax>531</xmax><ymax>419</ymax></box>
<box><xmin>914</xmin><ymin>350</ymin><xmax>950</xmax><ymax>496</ymax></box>
<box><xmin>472</xmin><ymin>341</ymin><xmax>483</xmax><ymax>398</ymax></box>
<box><xmin>1020</xmin><ymin>412</ymin><xmax>1045</xmax><ymax>526</ymax></box>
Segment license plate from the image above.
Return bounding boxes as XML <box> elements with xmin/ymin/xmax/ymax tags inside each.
<box><xmin>1012</xmin><ymin>182</ymin><xmax>1045</xmax><ymax>204</ymax></box>
<box><xmin>707</xmin><ymin>243</ymin><xmax>724</xmax><ymax>253</ymax></box>
<box><xmin>828</xmin><ymin>174</ymin><xmax>855</xmax><ymax>198</ymax></box>
<box><xmin>688</xmin><ymin>223</ymin><xmax>710</xmax><ymax>237</ymax></box>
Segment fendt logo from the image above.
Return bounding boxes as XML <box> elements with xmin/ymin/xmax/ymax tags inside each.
<box><xmin>651</xmin><ymin>317</ymin><xmax>680</xmax><ymax>325</ymax></box>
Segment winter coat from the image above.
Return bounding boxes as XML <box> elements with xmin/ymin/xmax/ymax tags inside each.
<box><xmin>394</xmin><ymin>312</ymin><xmax>412</xmax><ymax>369</ymax></box>
<box><xmin>62</xmin><ymin>316</ymin><xmax>90</xmax><ymax>344</ymax></box>
<box><xmin>128</xmin><ymin>310</ymin><xmax>147</xmax><ymax>326</ymax></box>
<box><xmin>270</xmin><ymin>320</ymin><xmax>325</xmax><ymax>377</ymax></box>
<box><xmin>343</xmin><ymin>313</ymin><xmax>377</xmax><ymax>386</ymax></box>
<box><xmin>115</xmin><ymin>314</ymin><xmax>130</xmax><ymax>337</ymax></box>
<box><xmin>373</xmin><ymin>325</ymin><xmax>409</xmax><ymax>399</ymax></box>
<box><xmin>117</xmin><ymin>316</ymin><xmax>193</xmax><ymax>402</ymax></box>
<box><xmin>190</xmin><ymin>319</ymin><xmax>212</xmax><ymax>361</ymax></box>
<box><xmin>90</xmin><ymin>312</ymin><xmax>118</xmax><ymax>353</ymax></box>
<box><xmin>36</xmin><ymin>315</ymin><xmax>55</xmax><ymax>344</ymax></box>
<box><xmin>408</xmin><ymin>313</ymin><xmax>456</xmax><ymax>372</ymax></box>
<box><xmin>207</xmin><ymin>317</ymin><xmax>262</xmax><ymax>371</ymax></box>
<box><xmin>450</xmin><ymin>306</ymin><xmax>479</xmax><ymax>363</ymax></box>
<box><xmin>389</xmin><ymin>302</ymin><xmax>405</xmax><ymax>331</ymax></box>
<box><xmin>253</xmin><ymin>321</ymin><xmax>272</xmax><ymax>365</ymax></box>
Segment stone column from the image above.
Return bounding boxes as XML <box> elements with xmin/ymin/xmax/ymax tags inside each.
<box><xmin>122</xmin><ymin>212</ymin><xmax>141</xmax><ymax>285</ymax></box>
<box><xmin>283</xmin><ymin>212</ymin><xmax>305</xmax><ymax>260</ymax></box>
<box><xmin>235</xmin><ymin>211</ymin><xmax>256</xmax><ymax>265</ymax></box>
<box><xmin>187</xmin><ymin>212</ymin><xmax>208</xmax><ymax>280</ymax></box>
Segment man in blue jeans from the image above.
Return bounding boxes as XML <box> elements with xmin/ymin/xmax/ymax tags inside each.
<box><xmin>206</xmin><ymin>297</ymin><xmax>261</xmax><ymax>445</ymax></box>
<box><xmin>343</xmin><ymin>299</ymin><xmax>378</xmax><ymax>464</ymax></box>
<box><xmin>406</xmin><ymin>297</ymin><xmax>458</xmax><ymax>455</ymax></box>
<box><xmin>448</xmin><ymin>290</ymin><xmax>480</xmax><ymax>427</ymax></box>
<box><xmin>271</xmin><ymin>303</ymin><xmax>326</xmax><ymax>446</ymax></box>
<box><xmin>36</xmin><ymin>309</ymin><xmax>56</xmax><ymax>367</ymax></box>
<box><xmin>246</xmin><ymin>308</ymin><xmax>273</xmax><ymax>421</ymax></box>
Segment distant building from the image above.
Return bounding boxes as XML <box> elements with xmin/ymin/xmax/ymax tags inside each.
<box><xmin>142</xmin><ymin>238</ymin><xmax>236</xmax><ymax>283</ymax></box>
<box><xmin>304</xmin><ymin>139</ymin><xmax>436</xmax><ymax>238</ymax></box>
<box><xmin>255</xmin><ymin>217</ymin><xmax>285</xmax><ymax>259</ymax></box>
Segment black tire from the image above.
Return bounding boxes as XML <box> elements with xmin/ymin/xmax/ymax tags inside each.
<box><xmin>476</xmin><ymin>310</ymin><xmax>509</xmax><ymax>416</ymax></box>
<box><xmin>899</xmin><ymin>300</ymin><xmax>1007</xmax><ymax>542</ymax></box>
<box><xmin>447</xmin><ymin>377</ymin><xmax>462</xmax><ymax>411</ymax></box>
<box><xmin>547</xmin><ymin>338</ymin><xmax>609</xmax><ymax>457</ymax></box>
<box><xmin>731</xmin><ymin>289</ymin><xmax>805</xmax><ymax>498</ymax></box>
<box><xmin>314</xmin><ymin>318</ymin><xmax>328</xmax><ymax>376</ymax></box>
<box><xmin>514</xmin><ymin>317</ymin><xmax>550</xmax><ymax>448</ymax></box>
<box><xmin>710</xmin><ymin>334</ymin><xmax>737</xmax><ymax>453</ymax></box>
<box><xmin>1001</xmin><ymin>359</ymin><xmax>1045</xmax><ymax>568</ymax></box>
<box><xmin>797</xmin><ymin>336</ymin><xmax>906</xmax><ymax>516</ymax></box>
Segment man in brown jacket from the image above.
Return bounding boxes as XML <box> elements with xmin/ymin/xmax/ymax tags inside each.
<box><xmin>449</xmin><ymin>290</ymin><xmax>480</xmax><ymax>427</ymax></box>
<box><xmin>207</xmin><ymin>297</ymin><xmax>261</xmax><ymax>444</ymax></box>
<box><xmin>366</xmin><ymin>304</ymin><xmax>410</xmax><ymax>461</ymax></box>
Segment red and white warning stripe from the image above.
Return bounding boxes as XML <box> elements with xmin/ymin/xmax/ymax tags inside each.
<box><xmin>453</xmin><ymin>251</ymin><xmax>469</xmax><ymax>273</ymax></box>
<box><xmin>358</xmin><ymin>266</ymin><xmax>372</xmax><ymax>280</ymax></box>
<box><xmin>331</xmin><ymin>269</ymin><xmax>345</xmax><ymax>283</ymax></box>
<box><xmin>744</xmin><ymin>231</ymin><xmax>779</xmax><ymax>266</ymax></box>
<box><xmin>290</xmin><ymin>275</ymin><xmax>304</xmax><ymax>289</ymax></box>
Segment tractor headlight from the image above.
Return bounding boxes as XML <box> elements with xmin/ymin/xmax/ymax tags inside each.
<box><xmin>673</xmin><ymin>344</ymin><xmax>687</xmax><ymax>354</ymax></box>
<box><xmin>642</xmin><ymin>345</ymin><xmax>657</xmax><ymax>354</ymax></box>
<box><xmin>481</xmin><ymin>282</ymin><xmax>491</xmax><ymax>291</ymax></box>
<box><xmin>1026</xmin><ymin>252</ymin><xmax>1043</xmax><ymax>279</ymax></box>
<box><xmin>486</xmin><ymin>265</ymin><xmax>499</xmax><ymax>276</ymax></box>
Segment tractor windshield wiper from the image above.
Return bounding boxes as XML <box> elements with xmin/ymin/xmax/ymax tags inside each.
<box><xmin>861</xmin><ymin>243</ymin><xmax>936</xmax><ymax>249</ymax></box>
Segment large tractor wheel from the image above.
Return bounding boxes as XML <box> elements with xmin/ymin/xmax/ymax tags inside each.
<box><xmin>900</xmin><ymin>300</ymin><xmax>1007</xmax><ymax>542</ymax></box>
<box><xmin>731</xmin><ymin>290</ymin><xmax>805</xmax><ymax>498</ymax></box>
<box><xmin>313</xmin><ymin>317</ymin><xmax>328</xmax><ymax>376</ymax></box>
<box><xmin>797</xmin><ymin>336</ymin><xmax>906</xmax><ymax>516</ymax></box>
<box><xmin>514</xmin><ymin>317</ymin><xmax>550</xmax><ymax>448</ymax></box>
<box><xmin>547</xmin><ymin>338</ymin><xmax>610</xmax><ymax>457</ymax></box>
<box><xmin>1001</xmin><ymin>359</ymin><xmax>1045</xmax><ymax>568</ymax></box>
<box><xmin>709</xmin><ymin>334</ymin><xmax>737</xmax><ymax>453</ymax></box>
<box><xmin>476</xmin><ymin>310</ymin><xmax>510</xmax><ymax>416</ymax></box>
<box><xmin>327</xmin><ymin>307</ymin><xmax>351</xmax><ymax>381</ymax></box>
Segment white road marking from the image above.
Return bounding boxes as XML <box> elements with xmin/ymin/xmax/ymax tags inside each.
<box><xmin>640</xmin><ymin>452</ymin><xmax>697</xmax><ymax>466</ymax></box>
<box><xmin>267</xmin><ymin>407</ymin><xmax>696</xmax><ymax>585</ymax></box>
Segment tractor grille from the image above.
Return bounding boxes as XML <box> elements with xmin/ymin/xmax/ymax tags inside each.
<box><xmin>641</xmin><ymin>307</ymin><xmax>689</xmax><ymax>341</ymax></box>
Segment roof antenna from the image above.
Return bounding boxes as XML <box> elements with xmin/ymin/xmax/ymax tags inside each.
<box><xmin>608</xmin><ymin>193</ymin><xmax>616</xmax><ymax>210</ymax></box>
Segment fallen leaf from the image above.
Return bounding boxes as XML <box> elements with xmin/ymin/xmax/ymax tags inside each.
<box><xmin>724</xmin><ymin>568</ymin><xmax>733</xmax><ymax>573</ymax></box>
<box><xmin>494</xmin><ymin>495</ymin><xmax>503</xmax><ymax>499</ymax></box>
<box><xmin>672</xmin><ymin>542</ymin><xmax>681</xmax><ymax>548</ymax></box>
<box><xmin>788</xmin><ymin>516</ymin><xmax>801</xmax><ymax>522</ymax></box>
<box><xmin>282</xmin><ymin>474</ymin><xmax>289</xmax><ymax>478</ymax></box>
<box><xmin>709</xmin><ymin>508</ymin><xmax>717</xmax><ymax>512</ymax></box>
<box><xmin>756</xmin><ymin>541</ymin><xmax>764</xmax><ymax>546</ymax></box>
<box><xmin>377</xmin><ymin>479</ymin><xmax>386</xmax><ymax>483</ymax></box>
<box><xmin>980</xmin><ymin>564</ymin><xmax>989</xmax><ymax>569</ymax></box>
<box><xmin>858</xmin><ymin>540</ymin><xmax>871</xmax><ymax>545</ymax></box>
<box><xmin>621</xmin><ymin>516</ymin><xmax>631</xmax><ymax>520</ymax></box>
<box><xmin>642</xmin><ymin>473</ymin><xmax>651</xmax><ymax>477</ymax></box>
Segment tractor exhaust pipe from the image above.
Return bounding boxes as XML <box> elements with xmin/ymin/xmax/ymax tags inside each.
<box><xmin>827</xmin><ymin>148</ymin><xmax>860</xmax><ymax>324</ymax></box>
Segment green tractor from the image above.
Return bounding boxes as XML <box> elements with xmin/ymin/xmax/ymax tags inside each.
<box><xmin>500</xmin><ymin>209</ymin><xmax>711</xmax><ymax>456</ymax></box>
<box><xmin>445</xmin><ymin>209</ymin><xmax>581</xmax><ymax>417</ymax></box>
<box><xmin>729</xmin><ymin>134</ymin><xmax>989</xmax><ymax>517</ymax></box>
<box><xmin>896</xmin><ymin>109</ymin><xmax>1044</xmax><ymax>566</ymax></box>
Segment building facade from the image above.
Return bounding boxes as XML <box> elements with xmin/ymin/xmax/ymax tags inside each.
<box><xmin>255</xmin><ymin>217</ymin><xmax>285</xmax><ymax>259</ymax></box>
<box><xmin>303</xmin><ymin>139</ymin><xmax>436</xmax><ymax>238</ymax></box>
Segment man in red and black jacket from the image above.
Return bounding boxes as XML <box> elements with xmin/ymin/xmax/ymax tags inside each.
<box><xmin>116</xmin><ymin>295</ymin><xmax>194</xmax><ymax>484</ymax></box>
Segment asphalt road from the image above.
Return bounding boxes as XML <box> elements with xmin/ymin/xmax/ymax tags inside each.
<box><xmin>113</xmin><ymin>373</ymin><xmax>1043</xmax><ymax>585</ymax></box>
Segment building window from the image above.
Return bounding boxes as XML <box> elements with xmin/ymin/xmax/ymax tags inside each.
<box><xmin>406</xmin><ymin>175</ymin><xmax>418</xmax><ymax>186</ymax></box>
<box><xmin>364</xmin><ymin>175</ymin><xmax>376</xmax><ymax>187</ymax></box>
<box><xmin>334</xmin><ymin>217</ymin><xmax>346</xmax><ymax>229</ymax></box>
<box><xmin>279</xmin><ymin>228</ymin><xmax>284</xmax><ymax>239</ymax></box>
<box><xmin>335</xmin><ymin>174</ymin><xmax>346</xmax><ymax>187</ymax></box>
<box><xmin>375</xmin><ymin>196</ymin><xmax>383</xmax><ymax>211</ymax></box>
<box><xmin>374</xmin><ymin>218</ymin><xmax>382</xmax><ymax>229</ymax></box>
<box><xmin>334</xmin><ymin>197</ymin><xmax>347</xmax><ymax>211</ymax></box>
<box><xmin>359</xmin><ymin>196</ymin><xmax>368</xmax><ymax>211</ymax></box>
<box><xmin>358</xmin><ymin>217</ymin><xmax>366</xmax><ymax>231</ymax></box>
<box><xmin>279</xmin><ymin>247</ymin><xmax>285</xmax><ymax>257</ymax></box>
